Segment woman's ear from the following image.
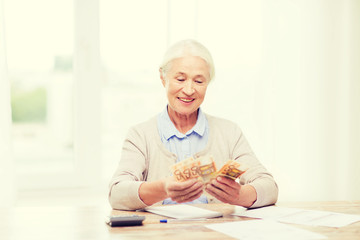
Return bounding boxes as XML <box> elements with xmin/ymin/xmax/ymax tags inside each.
<box><xmin>159</xmin><ymin>68</ymin><xmax>166</xmax><ymax>87</ymax></box>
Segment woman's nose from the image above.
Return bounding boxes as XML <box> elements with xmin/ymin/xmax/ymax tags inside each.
<box><xmin>183</xmin><ymin>80</ymin><xmax>195</xmax><ymax>95</ymax></box>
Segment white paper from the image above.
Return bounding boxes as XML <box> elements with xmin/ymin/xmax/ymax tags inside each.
<box><xmin>145</xmin><ymin>204</ymin><xmax>223</xmax><ymax>219</ymax></box>
<box><xmin>279</xmin><ymin>210</ymin><xmax>360</xmax><ymax>228</ymax></box>
<box><xmin>235</xmin><ymin>206</ymin><xmax>360</xmax><ymax>228</ymax></box>
<box><xmin>206</xmin><ymin>220</ymin><xmax>326</xmax><ymax>240</ymax></box>
<box><xmin>237</xmin><ymin>206</ymin><xmax>302</xmax><ymax>220</ymax></box>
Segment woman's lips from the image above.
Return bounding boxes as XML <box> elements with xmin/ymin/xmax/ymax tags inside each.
<box><xmin>178</xmin><ymin>97</ymin><xmax>194</xmax><ymax>103</ymax></box>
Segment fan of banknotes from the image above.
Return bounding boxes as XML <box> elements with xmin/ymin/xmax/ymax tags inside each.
<box><xmin>170</xmin><ymin>155</ymin><xmax>248</xmax><ymax>183</ymax></box>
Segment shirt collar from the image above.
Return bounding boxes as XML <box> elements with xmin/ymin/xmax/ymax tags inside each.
<box><xmin>158</xmin><ymin>106</ymin><xmax>207</xmax><ymax>141</ymax></box>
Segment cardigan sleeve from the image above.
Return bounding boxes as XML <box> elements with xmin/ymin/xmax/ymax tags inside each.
<box><xmin>108</xmin><ymin>126</ymin><xmax>149</xmax><ymax>210</ymax></box>
<box><xmin>230</xmin><ymin>124</ymin><xmax>279</xmax><ymax>208</ymax></box>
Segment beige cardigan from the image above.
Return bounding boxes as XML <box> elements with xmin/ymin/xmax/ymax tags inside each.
<box><xmin>109</xmin><ymin>114</ymin><xmax>278</xmax><ymax>210</ymax></box>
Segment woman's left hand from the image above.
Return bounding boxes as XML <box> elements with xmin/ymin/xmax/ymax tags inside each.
<box><xmin>165</xmin><ymin>178</ymin><xmax>204</xmax><ymax>203</ymax></box>
<box><xmin>205</xmin><ymin>176</ymin><xmax>257</xmax><ymax>207</ymax></box>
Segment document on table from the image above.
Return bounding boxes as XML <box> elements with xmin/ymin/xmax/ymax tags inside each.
<box><xmin>144</xmin><ymin>204</ymin><xmax>223</xmax><ymax>219</ymax></box>
<box><xmin>206</xmin><ymin>220</ymin><xmax>326</xmax><ymax>240</ymax></box>
<box><xmin>234</xmin><ymin>206</ymin><xmax>360</xmax><ymax>228</ymax></box>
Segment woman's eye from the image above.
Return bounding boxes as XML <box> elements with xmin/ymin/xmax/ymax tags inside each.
<box><xmin>177</xmin><ymin>78</ymin><xmax>185</xmax><ymax>81</ymax></box>
<box><xmin>195</xmin><ymin>80</ymin><xmax>203</xmax><ymax>84</ymax></box>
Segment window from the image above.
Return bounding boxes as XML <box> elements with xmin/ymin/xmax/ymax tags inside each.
<box><xmin>5</xmin><ymin>0</ymin><xmax>74</xmax><ymax>188</ymax></box>
<box><xmin>6</xmin><ymin>0</ymin><xmax>102</xmax><ymax>189</ymax></box>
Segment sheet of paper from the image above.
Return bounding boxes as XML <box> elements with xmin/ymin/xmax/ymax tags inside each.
<box><xmin>236</xmin><ymin>206</ymin><xmax>302</xmax><ymax>219</ymax></box>
<box><xmin>206</xmin><ymin>220</ymin><xmax>326</xmax><ymax>240</ymax></box>
<box><xmin>145</xmin><ymin>204</ymin><xmax>223</xmax><ymax>219</ymax></box>
<box><xmin>279</xmin><ymin>209</ymin><xmax>360</xmax><ymax>228</ymax></box>
<box><xmin>235</xmin><ymin>206</ymin><xmax>360</xmax><ymax>228</ymax></box>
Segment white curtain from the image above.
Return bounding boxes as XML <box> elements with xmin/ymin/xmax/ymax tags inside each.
<box><xmin>260</xmin><ymin>0</ymin><xmax>360</xmax><ymax>201</ymax></box>
<box><xmin>0</xmin><ymin>0</ymin><xmax>15</xmax><ymax>206</ymax></box>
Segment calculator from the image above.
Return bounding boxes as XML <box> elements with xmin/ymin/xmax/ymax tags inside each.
<box><xmin>106</xmin><ymin>215</ymin><xmax>146</xmax><ymax>227</ymax></box>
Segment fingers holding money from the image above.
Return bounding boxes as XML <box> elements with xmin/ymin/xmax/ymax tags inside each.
<box><xmin>165</xmin><ymin>178</ymin><xmax>204</xmax><ymax>203</ymax></box>
<box><xmin>168</xmin><ymin>156</ymin><xmax>247</xmax><ymax>204</ymax></box>
<box><xmin>173</xmin><ymin>186</ymin><xmax>204</xmax><ymax>203</ymax></box>
<box><xmin>205</xmin><ymin>176</ymin><xmax>241</xmax><ymax>205</ymax></box>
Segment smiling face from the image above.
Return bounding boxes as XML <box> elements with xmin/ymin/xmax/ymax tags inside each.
<box><xmin>161</xmin><ymin>55</ymin><xmax>210</xmax><ymax>120</ymax></box>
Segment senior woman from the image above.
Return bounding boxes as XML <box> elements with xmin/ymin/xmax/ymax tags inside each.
<box><xmin>109</xmin><ymin>39</ymin><xmax>278</xmax><ymax>210</ymax></box>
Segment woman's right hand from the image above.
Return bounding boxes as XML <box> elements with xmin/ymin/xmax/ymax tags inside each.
<box><xmin>164</xmin><ymin>177</ymin><xmax>204</xmax><ymax>203</ymax></box>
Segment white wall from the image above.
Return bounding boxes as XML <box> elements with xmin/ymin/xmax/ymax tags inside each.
<box><xmin>259</xmin><ymin>0</ymin><xmax>360</xmax><ymax>201</ymax></box>
<box><xmin>0</xmin><ymin>0</ymin><xmax>15</xmax><ymax>206</ymax></box>
<box><xmin>346</xmin><ymin>0</ymin><xmax>360</xmax><ymax>201</ymax></box>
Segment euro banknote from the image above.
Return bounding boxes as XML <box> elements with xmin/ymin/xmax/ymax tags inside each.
<box><xmin>170</xmin><ymin>156</ymin><xmax>247</xmax><ymax>183</ymax></box>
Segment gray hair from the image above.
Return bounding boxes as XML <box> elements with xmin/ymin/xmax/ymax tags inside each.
<box><xmin>159</xmin><ymin>39</ymin><xmax>215</xmax><ymax>81</ymax></box>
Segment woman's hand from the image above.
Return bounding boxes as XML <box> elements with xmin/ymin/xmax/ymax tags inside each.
<box><xmin>164</xmin><ymin>178</ymin><xmax>204</xmax><ymax>203</ymax></box>
<box><xmin>205</xmin><ymin>176</ymin><xmax>257</xmax><ymax>207</ymax></box>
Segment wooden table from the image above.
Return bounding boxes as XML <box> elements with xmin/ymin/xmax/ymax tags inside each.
<box><xmin>0</xmin><ymin>201</ymin><xmax>359</xmax><ymax>240</ymax></box>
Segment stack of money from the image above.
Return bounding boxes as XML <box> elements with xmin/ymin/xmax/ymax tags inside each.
<box><xmin>196</xmin><ymin>155</ymin><xmax>217</xmax><ymax>183</ymax></box>
<box><xmin>170</xmin><ymin>157</ymin><xmax>203</xmax><ymax>182</ymax></box>
<box><xmin>170</xmin><ymin>156</ymin><xmax>247</xmax><ymax>183</ymax></box>
<box><xmin>216</xmin><ymin>159</ymin><xmax>248</xmax><ymax>180</ymax></box>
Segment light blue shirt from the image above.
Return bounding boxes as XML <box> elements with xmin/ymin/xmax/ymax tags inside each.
<box><xmin>157</xmin><ymin>106</ymin><xmax>209</xmax><ymax>204</ymax></box>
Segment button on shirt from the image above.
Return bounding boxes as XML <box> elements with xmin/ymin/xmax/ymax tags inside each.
<box><xmin>157</xmin><ymin>106</ymin><xmax>209</xmax><ymax>204</ymax></box>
